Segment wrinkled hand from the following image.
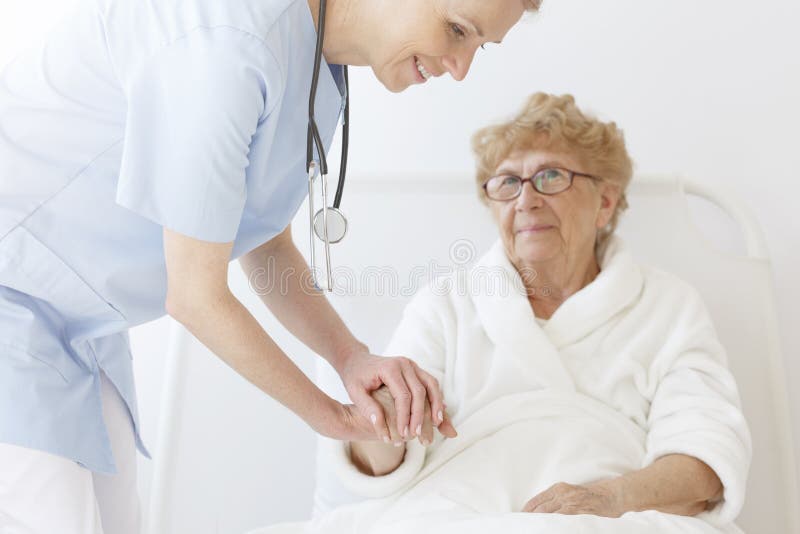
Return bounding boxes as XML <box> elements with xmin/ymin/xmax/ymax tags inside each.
<box><xmin>522</xmin><ymin>481</ymin><xmax>623</xmax><ymax>517</ymax></box>
<box><xmin>336</xmin><ymin>350</ymin><xmax>453</xmax><ymax>443</ymax></box>
<box><xmin>371</xmin><ymin>385</ymin><xmax>457</xmax><ymax>446</ymax></box>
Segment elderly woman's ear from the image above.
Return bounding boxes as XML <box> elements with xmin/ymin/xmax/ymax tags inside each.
<box><xmin>595</xmin><ymin>182</ymin><xmax>622</xmax><ymax>230</ymax></box>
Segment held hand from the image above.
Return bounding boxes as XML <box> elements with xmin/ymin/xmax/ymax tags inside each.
<box><xmin>336</xmin><ymin>350</ymin><xmax>452</xmax><ymax>443</ymax></box>
<box><xmin>522</xmin><ymin>481</ymin><xmax>624</xmax><ymax>517</ymax></box>
<box><xmin>328</xmin><ymin>402</ymin><xmax>379</xmax><ymax>442</ymax></box>
<box><xmin>327</xmin><ymin>389</ymin><xmax>456</xmax><ymax>444</ymax></box>
<box><xmin>370</xmin><ymin>386</ymin><xmax>457</xmax><ymax>446</ymax></box>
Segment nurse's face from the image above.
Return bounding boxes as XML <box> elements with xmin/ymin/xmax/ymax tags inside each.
<box><xmin>371</xmin><ymin>0</ymin><xmax>529</xmax><ymax>92</ymax></box>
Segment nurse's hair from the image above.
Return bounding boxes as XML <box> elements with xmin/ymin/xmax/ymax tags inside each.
<box><xmin>471</xmin><ymin>92</ymin><xmax>633</xmax><ymax>251</ymax></box>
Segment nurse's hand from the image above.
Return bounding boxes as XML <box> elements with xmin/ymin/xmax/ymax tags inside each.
<box><xmin>338</xmin><ymin>385</ymin><xmax>456</xmax><ymax>446</ymax></box>
<box><xmin>335</xmin><ymin>350</ymin><xmax>452</xmax><ymax>443</ymax></box>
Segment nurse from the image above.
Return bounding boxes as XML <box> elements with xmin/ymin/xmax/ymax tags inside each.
<box><xmin>0</xmin><ymin>0</ymin><xmax>538</xmax><ymax>532</ymax></box>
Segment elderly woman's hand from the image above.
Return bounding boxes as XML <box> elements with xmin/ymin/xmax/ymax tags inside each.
<box><xmin>522</xmin><ymin>481</ymin><xmax>623</xmax><ymax>517</ymax></box>
<box><xmin>522</xmin><ymin>455</ymin><xmax>722</xmax><ymax>518</ymax></box>
<box><xmin>371</xmin><ymin>385</ymin><xmax>457</xmax><ymax>446</ymax></box>
<box><xmin>336</xmin><ymin>350</ymin><xmax>451</xmax><ymax>443</ymax></box>
<box><xmin>337</xmin><ymin>346</ymin><xmax>458</xmax><ymax>444</ymax></box>
<box><xmin>348</xmin><ymin>385</ymin><xmax>458</xmax><ymax>477</ymax></box>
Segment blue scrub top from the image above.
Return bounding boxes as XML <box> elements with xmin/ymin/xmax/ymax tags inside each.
<box><xmin>0</xmin><ymin>0</ymin><xmax>346</xmax><ymax>473</ymax></box>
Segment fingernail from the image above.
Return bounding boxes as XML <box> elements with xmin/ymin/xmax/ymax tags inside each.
<box><xmin>438</xmin><ymin>410</ymin><xmax>443</xmax><ymax>423</ymax></box>
<box><xmin>394</xmin><ymin>441</ymin><xmax>403</xmax><ymax>447</ymax></box>
<box><xmin>370</xmin><ymin>414</ymin><xmax>377</xmax><ymax>425</ymax></box>
<box><xmin>403</xmin><ymin>426</ymin><xmax>409</xmax><ymax>438</ymax></box>
<box><xmin>416</xmin><ymin>424</ymin><xmax>421</xmax><ymax>437</ymax></box>
<box><xmin>383</xmin><ymin>436</ymin><xmax>390</xmax><ymax>444</ymax></box>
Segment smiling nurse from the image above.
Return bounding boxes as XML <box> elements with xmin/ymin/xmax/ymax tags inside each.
<box><xmin>0</xmin><ymin>0</ymin><xmax>537</xmax><ymax>531</ymax></box>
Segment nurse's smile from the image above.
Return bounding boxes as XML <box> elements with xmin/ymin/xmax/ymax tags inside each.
<box><xmin>413</xmin><ymin>56</ymin><xmax>432</xmax><ymax>83</ymax></box>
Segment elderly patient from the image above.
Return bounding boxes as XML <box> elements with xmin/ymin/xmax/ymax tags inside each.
<box><xmin>311</xmin><ymin>93</ymin><xmax>751</xmax><ymax>534</ymax></box>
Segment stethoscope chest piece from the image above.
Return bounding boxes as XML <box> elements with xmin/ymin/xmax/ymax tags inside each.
<box><xmin>313</xmin><ymin>206</ymin><xmax>347</xmax><ymax>244</ymax></box>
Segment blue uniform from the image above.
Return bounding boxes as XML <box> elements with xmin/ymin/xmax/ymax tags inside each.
<box><xmin>0</xmin><ymin>0</ymin><xmax>345</xmax><ymax>473</ymax></box>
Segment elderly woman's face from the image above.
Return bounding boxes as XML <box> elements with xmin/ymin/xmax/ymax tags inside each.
<box><xmin>488</xmin><ymin>149</ymin><xmax>620</xmax><ymax>268</ymax></box>
<box><xmin>370</xmin><ymin>0</ymin><xmax>527</xmax><ymax>92</ymax></box>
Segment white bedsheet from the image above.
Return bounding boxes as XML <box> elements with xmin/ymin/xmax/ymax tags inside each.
<box><xmin>253</xmin><ymin>389</ymin><xmax>744</xmax><ymax>534</ymax></box>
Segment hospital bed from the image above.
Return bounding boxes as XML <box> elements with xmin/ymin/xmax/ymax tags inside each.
<box><xmin>143</xmin><ymin>175</ymin><xmax>799</xmax><ymax>534</ymax></box>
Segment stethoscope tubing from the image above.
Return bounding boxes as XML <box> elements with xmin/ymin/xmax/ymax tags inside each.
<box><xmin>334</xmin><ymin>66</ymin><xmax>349</xmax><ymax>209</ymax></box>
<box><xmin>306</xmin><ymin>0</ymin><xmax>348</xmax><ymax>208</ymax></box>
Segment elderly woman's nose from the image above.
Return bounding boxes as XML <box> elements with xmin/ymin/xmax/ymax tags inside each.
<box><xmin>515</xmin><ymin>180</ymin><xmax>545</xmax><ymax>210</ymax></box>
<box><xmin>442</xmin><ymin>48</ymin><xmax>477</xmax><ymax>82</ymax></box>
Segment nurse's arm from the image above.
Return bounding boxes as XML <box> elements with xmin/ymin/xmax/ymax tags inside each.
<box><xmin>238</xmin><ymin>225</ymin><xmax>368</xmax><ymax>375</ymax></box>
<box><xmin>239</xmin><ymin>226</ymin><xmax>454</xmax><ymax>445</ymax></box>
<box><xmin>162</xmin><ymin>228</ymin><xmax>372</xmax><ymax>441</ymax></box>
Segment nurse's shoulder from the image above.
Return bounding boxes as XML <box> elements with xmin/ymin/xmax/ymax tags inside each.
<box><xmin>109</xmin><ymin>0</ymin><xmax>319</xmax><ymax>245</ymax></box>
<box><xmin>96</xmin><ymin>0</ymin><xmax>301</xmax><ymax>81</ymax></box>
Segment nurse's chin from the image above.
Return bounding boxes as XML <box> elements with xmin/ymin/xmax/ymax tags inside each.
<box><xmin>379</xmin><ymin>80</ymin><xmax>409</xmax><ymax>93</ymax></box>
<box><xmin>371</xmin><ymin>67</ymin><xmax>412</xmax><ymax>93</ymax></box>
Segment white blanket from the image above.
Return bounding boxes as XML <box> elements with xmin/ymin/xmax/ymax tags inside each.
<box><xmin>299</xmin><ymin>390</ymin><xmax>743</xmax><ymax>534</ymax></box>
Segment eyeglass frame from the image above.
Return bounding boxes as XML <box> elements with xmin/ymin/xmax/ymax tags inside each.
<box><xmin>481</xmin><ymin>167</ymin><xmax>604</xmax><ymax>201</ymax></box>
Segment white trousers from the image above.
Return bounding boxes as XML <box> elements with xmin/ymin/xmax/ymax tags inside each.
<box><xmin>0</xmin><ymin>373</ymin><xmax>141</xmax><ymax>534</ymax></box>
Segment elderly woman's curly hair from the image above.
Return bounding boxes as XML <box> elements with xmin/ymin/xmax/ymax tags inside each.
<box><xmin>471</xmin><ymin>92</ymin><xmax>633</xmax><ymax>252</ymax></box>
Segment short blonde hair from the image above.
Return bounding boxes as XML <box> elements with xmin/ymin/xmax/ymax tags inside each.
<box><xmin>471</xmin><ymin>92</ymin><xmax>633</xmax><ymax>250</ymax></box>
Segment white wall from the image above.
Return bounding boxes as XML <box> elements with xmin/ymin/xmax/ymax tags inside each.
<box><xmin>2</xmin><ymin>0</ymin><xmax>798</xmax><ymax>531</ymax></box>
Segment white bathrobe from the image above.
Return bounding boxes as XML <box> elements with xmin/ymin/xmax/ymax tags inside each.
<box><xmin>300</xmin><ymin>237</ymin><xmax>752</xmax><ymax>534</ymax></box>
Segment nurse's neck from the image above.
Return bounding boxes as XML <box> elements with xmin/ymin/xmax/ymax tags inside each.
<box><xmin>307</xmin><ymin>0</ymin><xmax>373</xmax><ymax>66</ymax></box>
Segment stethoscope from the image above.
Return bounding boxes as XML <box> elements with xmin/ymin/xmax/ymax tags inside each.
<box><xmin>307</xmin><ymin>0</ymin><xmax>349</xmax><ymax>292</ymax></box>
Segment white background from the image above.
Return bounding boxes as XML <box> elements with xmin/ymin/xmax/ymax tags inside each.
<box><xmin>1</xmin><ymin>0</ymin><xmax>798</xmax><ymax>531</ymax></box>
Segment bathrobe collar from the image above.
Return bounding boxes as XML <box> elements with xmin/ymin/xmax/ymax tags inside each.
<box><xmin>470</xmin><ymin>236</ymin><xmax>644</xmax><ymax>353</ymax></box>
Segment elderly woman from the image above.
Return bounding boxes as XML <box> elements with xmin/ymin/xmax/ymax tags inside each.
<box><xmin>288</xmin><ymin>93</ymin><xmax>753</xmax><ymax>534</ymax></box>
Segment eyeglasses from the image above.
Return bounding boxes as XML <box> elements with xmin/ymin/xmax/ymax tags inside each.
<box><xmin>482</xmin><ymin>167</ymin><xmax>602</xmax><ymax>201</ymax></box>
